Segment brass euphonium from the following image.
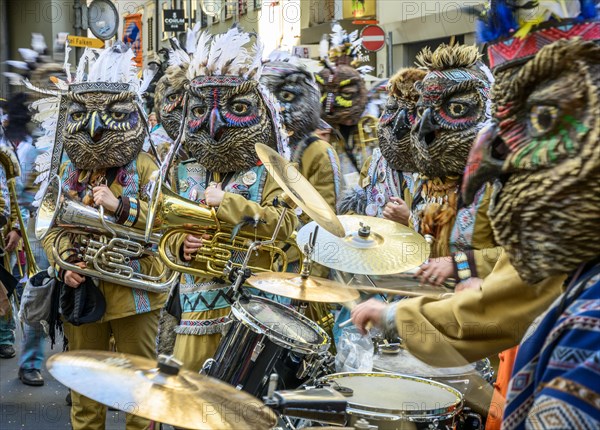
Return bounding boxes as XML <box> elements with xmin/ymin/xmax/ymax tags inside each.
<box><xmin>0</xmin><ymin>145</ymin><xmax>41</xmax><ymax>278</ymax></box>
<box><xmin>144</xmin><ymin>176</ymin><xmax>299</xmax><ymax>278</ymax></box>
<box><xmin>35</xmin><ymin>175</ymin><xmax>177</xmax><ymax>293</ymax></box>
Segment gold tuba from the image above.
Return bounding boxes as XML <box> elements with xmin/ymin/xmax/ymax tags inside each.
<box><xmin>145</xmin><ymin>176</ymin><xmax>298</xmax><ymax>279</ymax></box>
<box><xmin>0</xmin><ymin>145</ymin><xmax>41</xmax><ymax>278</ymax></box>
<box><xmin>35</xmin><ymin>175</ymin><xmax>177</xmax><ymax>293</ymax></box>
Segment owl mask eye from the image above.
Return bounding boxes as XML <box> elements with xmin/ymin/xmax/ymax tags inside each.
<box><xmin>166</xmin><ymin>93</ymin><xmax>180</xmax><ymax>103</ymax></box>
<box><xmin>446</xmin><ymin>102</ymin><xmax>468</xmax><ymax>118</ymax></box>
<box><xmin>231</xmin><ymin>101</ymin><xmax>250</xmax><ymax>115</ymax></box>
<box><xmin>71</xmin><ymin>112</ymin><xmax>85</xmax><ymax>121</ymax></box>
<box><xmin>110</xmin><ymin>111</ymin><xmax>129</xmax><ymax>121</ymax></box>
<box><xmin>529</xmin><ymin>104</ymin><xmax>559</xmax><ymax>137</ymax></box>
<box><xmin>279</xmin><ymin>90</ymin><xmax>296</xmax><ymax>102</ymax></box>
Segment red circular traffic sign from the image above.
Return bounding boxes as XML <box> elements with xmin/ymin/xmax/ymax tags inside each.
<box><xmin>361</xmin><ymin>25</ymin><xmax>386</xmax><ymax>52</ymax></box>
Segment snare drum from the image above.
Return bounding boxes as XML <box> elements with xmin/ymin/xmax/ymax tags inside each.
<box><xmin>205</xmin><ymin>296</ymin><xmax>330</xmax><ymax>397</ymax></box>
<box><xmin>318</xmin><ymin>372</ymin><xmax>463</xmax><ymax>430</ymax></box>
<box><xmin>373</xmin><ymin>347</ymin><xmax>493</xmax><ymax>418</ymax></box>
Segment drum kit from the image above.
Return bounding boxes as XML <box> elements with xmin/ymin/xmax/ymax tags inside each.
<box><xmin>47</xmin><ymin>144</ymin><xmax>494</xmax><ymax>429</ymax></box>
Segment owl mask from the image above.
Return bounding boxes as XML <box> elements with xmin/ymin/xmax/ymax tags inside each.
<box><xmin>463</xmin><ymin>3</ymin><xmax>600</xmax><ymax>283</ymax></box>
<box><xmin>316</xmin><ymin>23</ymin><xmax>372</xmax><ymax>128</ymax></box>
<box><xmin>260</xmin><ymin>60</ymin><xmax>321</xmax><ymax>144</ymax></box>
<box><xmin>63</xmin><ymin>84</ymin><xmax>145</xmax><ymax>170</ymax></box>
<box><xmin>183</xmin><ymin>27</ymin><xmax>289</xmax><ymax>173</ymax></box>
<box><xmin>378</xmin><ymin>68</ymin><xmax>427</xmax><ymax>172</ymax></box>
<box><xmin>155</xmin><ymin>64</ymin><xmax>187</xmax><ymax>141</ymax></box>
<box><xmin>411</xmin><ymin>44</ymin><xmax>492</xmax><ymax>178</ymax></box>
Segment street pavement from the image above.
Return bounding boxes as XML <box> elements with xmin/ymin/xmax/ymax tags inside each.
<box><xmin>0</xmin><ymin>327</ymin><xmax>174</xmax><ymax>430</ymax></box>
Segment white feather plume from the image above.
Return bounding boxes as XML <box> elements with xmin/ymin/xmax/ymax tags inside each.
<box><xmin>5</xmin><ymin>60</ymin><xmax>29</xmax><ymax>70</ymax></box>
<box><xmin>186</xmin><ymin>21</ymin><xmax>202</xmax><ymax>54</ymax></box>
<box><xmin>31</xmin><ymin>33</ymin><xmax>47</xmax><ymax>54</ymax></box>
<box><xmin>18</xmin><ymin>48</ymin><xmax>39</xmax><ymax>63</ymax></box>
<box><xmin>188</xmin><ymin>26</ymin><xmax>261</xmax><ymax>80</ymax></box>
<box><xmin>244</xmin><ymin>38</ymin><xmax>264</xmax><ymax>80</ymax></box>
<box><xmin>30</xmin><ymin>95</ymin><xmax>62</xmax><ymax>207</ymax></box>
<box><xmin>2</xmin><ymin>72</ymin><xmax>25</xmax><ymax>85</ymax></box>
<box><xmin>319</xmin><ymin>35</ymin><xmax>330</xmax><ymax>60</ymax></box>
<box><xmin>63</xmin><ymin>41</ymin><xmax>72</xmax><ymax>83</ymax></box>
<box><xmin>87</xmin><ymin>43</ymin><xmax>138</xmax><ymax>89</ymax></box>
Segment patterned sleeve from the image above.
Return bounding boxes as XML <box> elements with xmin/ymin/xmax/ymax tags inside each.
<box><xmin>0</xmin><ymin>165</ymin><xmax>9</xmax><ymax>226</ymax></box>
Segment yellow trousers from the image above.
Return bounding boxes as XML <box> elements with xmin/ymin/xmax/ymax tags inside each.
<box><xmin>63</xmin><ymin>310</ymin><xmax>160</xmax><ymax>430</ymax></box>
<box><xmin>172</xmin><ymin>307</ymin><xmax>231</xmax><ymax>372</ymax></box>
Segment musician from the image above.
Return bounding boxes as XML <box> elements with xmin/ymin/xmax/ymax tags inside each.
<box><xmin>338</xmin><ymin>67</ymin><xmax>426</xmax><ymax>224</ymax></box>
<box><xmin>317</xmin><ymin>23</ymin><xmax>376</xmax><ymax>190</ymax></box>
<box><xmin>353</xmin><ymin>3</ymin><xmax>600</xmax><ymax>426</ymax></box>
<box><xmin>165</xmin><ymin>27</ymin><xmax>298</xmax><ymax>372</ymax></box>
<box><xmin>37</xmin><ymin>43</ymin><xmax>167</xmax><ymax>430</ymax></box>
<box><xmin>260</xmin><ymin>58</ymin><xmax>341</xmax><ymax>339</ymax></box>
<box><xmin>408</xmin><ymin>44</ymin><xmax>501</xmax><ymax>286</ymax></box>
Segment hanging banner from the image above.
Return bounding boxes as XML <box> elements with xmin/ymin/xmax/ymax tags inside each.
<box><xmin>123</xmin><ymin>14</ymin><xmax>143</xmax><ymax>67</ymax></box>
<box><xmin>343</xmin><ymin>0</ymin><xmax>376</xmax><ymax>19</ymax></box>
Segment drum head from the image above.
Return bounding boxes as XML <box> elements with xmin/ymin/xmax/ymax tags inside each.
<box><xmin>321</xmin><ymin>373</ymin><xmax>462</xmax><ymax>418</ymax></box>
<box><xmin>374</xmin><ymin>348</ymin><xmax>476</xmax><ymax>377</ymax></box>
<box><xmin>237</xmin><ymin>296</ymin><xmax>328</xmax><ymax>352</ymax></box>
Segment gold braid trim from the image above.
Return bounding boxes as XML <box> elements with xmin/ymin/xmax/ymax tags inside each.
<box><xmin>419</xmin><ymin>176</ymin><xmax>459</xmax><ymax>258</ymax></box>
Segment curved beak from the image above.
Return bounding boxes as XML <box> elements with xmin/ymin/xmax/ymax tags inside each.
<box><xmin>462</xmin><ymin>123</ymin><xmax>506</xmax><ymax>204</ymax></box>
<box><xmin>417</xmin><ymin>108</ymin><xmax>438</xmax><ymax>145</ymax></box>
<box><xmin>87</xmin><ymin>111</ymin><xmax>105</xmax><ymax>143</ymax></box>
<box><xmin>392</xmin><ymin>109</ymin><xmax>410</xmax><ymax>140</ymax></box>
<box><xmin>209</xmin><ymin>107</ymin><xmax>225</xmax><ymax>139</ymax></box>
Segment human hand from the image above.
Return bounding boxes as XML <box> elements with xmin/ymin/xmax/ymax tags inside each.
<box><xmin>182</xmin><ymin>234</ymin><xmax>211</xmax><ymax>261</ymax></box>
<box><xmin>455</xmin><ymin>277</ymin><xmax>483</xmax><ymax>293</ymax></box>
<box><xmin>415</xmin><ymin>257</ymin><xmax>454</xmax><ymax>287</ymax></box>
<box><xmin>92</xmin><ymin>185</ymin><xmax>119</xmax><ymax>212</ymax></box>
<box><xmin>205</xmin><ymin>182</ymin><xmax>224</xmax><ymax>207</ymax></box>
<box><xmin>351</xmin><ymin>299</ymin><xmax>387</xmax><ymax>335</ymax></box>
<box><xmin>382</xmin><ymin>197</ymin><xmax>409</xmax><ymax>225</ymax></box>
<box><xmin>64</xmin><ymin>262</ymin><xmax>87</xmax><ymax>289</ymax></box>
<box><xmin>4</xmin><ymin>230</ymin><xmax>20</xmax><ymax>252</ymax></box>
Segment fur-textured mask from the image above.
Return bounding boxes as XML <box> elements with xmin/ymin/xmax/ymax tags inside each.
<box><xmin>260</xmin><ymin>61</ymin><xmax>321</xmax><ymax>143</ymax></box>
<box><xmin>316</xmin><ymin>65</ymin><xmax>367</xmax><ymax>127</ymax></box>
<box><xmin>63</xmin><ymin>87</ymin><xmax>145</xmax><ymax>170</ymax></box>
<box><xmin>411</xmin><ymin>44</ymin><xmax>492</xmax><ymax>178</ymax></box>
<box><xmin>154</xmin><ymin>64</ymin><xmax>187</xmax><ymax>140</ymax></box>
<box><xmin>183</xmin><ymin>27</ymin><xmax>289</xmax><ymax>173</ymax></box>
<box><xmin>378</xmin><ymin>68</ymin><xmax>427</xmax><ymax>172</ymax></box>
<box><xmin>464</xmin><ymin>14</ymin><xmax>600</xmax><ymax>283</ymax></box>
<box><xmin>184</xmin><ymin>27</ymin><xmax>290</xmax><ymax>173</ymax></box>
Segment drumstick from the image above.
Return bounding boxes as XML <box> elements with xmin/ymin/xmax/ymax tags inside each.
<box><xmin>348</xmin><ymin>285</ymin><xmax>452</xmax><ymax>299</ymax></box>
<box><xmin>340</xmin><ymin>300</ymin><xmax>372</xmax><ymax>331</ymax></box>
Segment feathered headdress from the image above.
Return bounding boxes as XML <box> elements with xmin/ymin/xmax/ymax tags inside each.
<box><xmin>27</xmin><ymin>41</ymin><xmax>157</xmax><ymax>207</ymax></box>
<box><xmin>478</xmin><ymin>0</ymin><xmax>600</xmax><ymax>70</ymax></box>
<box><xmin>319</xmin><ymin>22</ymin><xmax>373</xmax><ymax>76</ymax></box>
<box><xmin>185</xmin><ymin>26</ymin><xmax>290</xmax><ymax>160</ymax></box>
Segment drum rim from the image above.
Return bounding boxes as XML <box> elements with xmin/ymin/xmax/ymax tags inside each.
<box><xmin>318</xmin><ymin>372</ymin><xmax>464</xmax><ymax>419</ymax></box>
<box><xmin>231</xmin><ymin>296</ymin><xmax>330</xmax><ymax>354</ymax></box>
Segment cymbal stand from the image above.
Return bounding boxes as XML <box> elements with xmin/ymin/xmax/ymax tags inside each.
<box><xmin>226</xmin><ymin>195</ymin><xmax>293</xmax><ymax>301</ymax></box>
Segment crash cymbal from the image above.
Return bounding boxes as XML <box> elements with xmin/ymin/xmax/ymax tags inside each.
<box><xmin>297</xmin><ymin>215</ymin><xmax>429</xmax><ymax>275</ymax></box>
<box><xmin>247</xmin><ymin>272</ymin><xmax>360</xmax><ymax>303</ymax></box>
<box><xmin>47</xmin><ymin>351</ymin><xmax>277</xmax><ymax>430</ymax></box>
<box><xmin>255</xmin><ymin>143</ymin><xmax>345</xmax><ymax>238</ymax></box>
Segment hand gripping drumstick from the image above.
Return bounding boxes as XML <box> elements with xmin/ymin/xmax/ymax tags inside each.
<box><xmin>339</xmin><ymin>300</ymin><xmax>373</xmax><ymax>331</ymax></box>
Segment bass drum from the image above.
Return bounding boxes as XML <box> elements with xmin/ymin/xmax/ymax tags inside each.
<box><xmin>373</xmin><ymin>347</ymin><xmax>494</xmax><ymax>420</ymax></box>
<box><xmin>206</xmin><ymin>296</ymin><xmax>330</xmax><ymax>397</ymax></box>
<box><xmin>318</xmin><ymin>372</ymin><xmax>463</xmax><ymax>430</ymax></box>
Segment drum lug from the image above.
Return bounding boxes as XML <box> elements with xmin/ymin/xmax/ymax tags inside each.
<box><xmin>251</xmin><ymin>337</ymin><xmax>265</xmax><ymax>362</ymax></box>
<box><xmin>200</xmin><ymin>358</ymin><xmax>215</xmax><ymax>375</ymax></box>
